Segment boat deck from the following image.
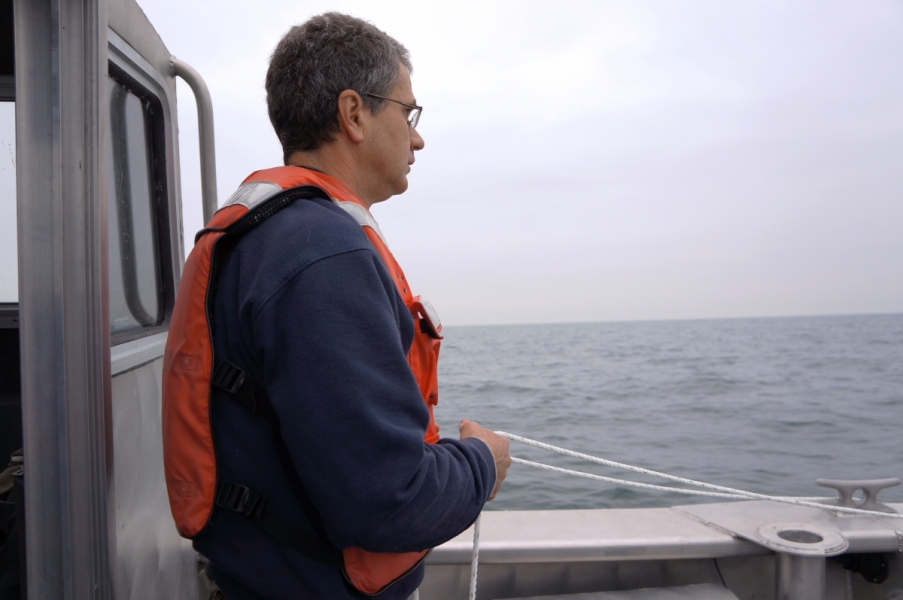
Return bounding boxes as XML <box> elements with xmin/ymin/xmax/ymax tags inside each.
<box><xmin>422</xmin><ymin>502</ymin><xmax>903</xmax><ymax>599</ymax></box>
<box><xmin>429</xmin><ymin>507</ymin><xmax>767</xmax><ymax>564</ymax></box>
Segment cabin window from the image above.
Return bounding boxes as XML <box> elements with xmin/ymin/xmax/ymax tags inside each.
<box><xmin>0</xmin><ymin>0</ymin><xmax>15</xmax><ymax>304</ymax></box>
<box><xmin>0</xmin><ymin>102</ymin><xmax>14</xmax><ymax>304</ymax></box>
<box><xmin>107</xmin><ymin>67</ymin><xmax>171</xmax><ymax>342</ymax></box>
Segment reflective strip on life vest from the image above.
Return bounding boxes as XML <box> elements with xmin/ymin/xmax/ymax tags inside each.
<box><xmin>335</xmin><ymin>200</ymin><xmax>390</xmax><ymax>247</ymax></box>
<box><xmin>223</xmin><ymin>181</ymin><xmax>285</xmax><ymax>210</ymax></box>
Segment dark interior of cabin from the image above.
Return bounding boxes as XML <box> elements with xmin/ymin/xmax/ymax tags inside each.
<box><xmin>0</xmin><ymin>0</ymin><xmax>11</xmax><ymax>81</ymax></box>
<box><xmin>0</xmin><ymin>307</ymin><xmax>19</xmax><ymax>468</ymax></box>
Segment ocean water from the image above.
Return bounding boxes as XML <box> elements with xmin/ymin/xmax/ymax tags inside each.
<box><xmin>434</xmin><ymin>313</ymin><xmax>903</xmax><ymax>511</ymax></box>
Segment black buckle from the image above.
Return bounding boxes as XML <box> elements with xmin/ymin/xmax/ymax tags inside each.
<box><xmin>212</xmin><ymin>361</ymin><xmax>246</xmax><ymax>395</ymax></box>
<box><xmin>216</xmin><ymin>482</ymin><xmax>266</xmax><ymax>518</ymax></box>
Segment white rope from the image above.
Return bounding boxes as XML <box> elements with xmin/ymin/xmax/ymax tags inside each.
<box><xmin>468</xmin><ymin>512</ymin><xmax>481</xmax><ymax>600</ymax></box>
<box><xmin>513</xmin><ymin>458</ymin><xmax>832</xmax><ymax>502</ymax></box>
<box><xmin>465</xmin><ymin>432</ymin><xmax>901</xmax><ymax>600</ymax></box>
<box><xmin>498</xmin><ymin>431</ymin><xmax>903</xmax><ymax>519</ymax></box>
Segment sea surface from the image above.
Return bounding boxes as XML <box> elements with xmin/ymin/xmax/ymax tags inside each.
<box><xmin>434</xmin><ymin>313</ymin><xmax>903</xmax><ymax>511</ymax></box>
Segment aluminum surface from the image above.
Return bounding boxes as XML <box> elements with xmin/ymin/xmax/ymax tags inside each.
<box><xmin>422</xmin><ymin>547</ymin><xmax>886</xmax><ymax>600</ymax></box>
<box><xmin>170</xmin><ymin>57</ymin><xmax>217</xmax><ymax>223</ymax></box>
<box><xmin>110</xmin><ymin>359</ymin><xmax>197</xmax><ymax>599</ymax></box>
<box><xmin>429</xmin><ymin>509</ymin><xmax>768</xmax><ymax>565</ymax></box>
<box><xmin>675</xmin><ymin>501</ymin><xmax>903</xmax><ymax>555</ymax></box>
<box><xmin>425</xmin><ymin>505</ymin><xmax>903</xmax><ymax>599</ymax></box>
<box><xmin>110</xmin><ymin>331</ymin><xmax>167</xmax><ymax>375</ymax></box>
<box><xmin>422</xmin><ymin>558</ymin><xmax>725</xmax><ymax>600</ymax></box>
<box><xmin>815</xmin><ymin>478</ymin><xmax>901</xmax><ymax>514</ymax></box>
<box><xmin>508</xmin><ymin>583</ymin><xmax>739</xmax><ymax>599</ymax></box>
<box><xmin>756</xmin><ymin>523</ymin><xmax>847</xmax><ymax>557</ymax></box>
<box><xmin>775</xmin><ymin>554</ymin><xmax>824</xmax><ymax>600</ymax></box>
<box><xmin>15</xmin><ymin>0</ymin><xmax>113</xmax><ymax>598</ymax></box>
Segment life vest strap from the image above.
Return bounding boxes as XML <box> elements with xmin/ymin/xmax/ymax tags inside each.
<box><xmin>211</xmin><ymin>360</ymin><xmax>279</xmax><ymax>431</ymax></box>
<box><xmin>215</xmin><ymin>481</ymin><xmax>344</xmax><ymax>569</ymax></box>
<box><xmin>215</xmin><ymin>480</ymin><xmax>266</xmax><ymax>518</ymax></box>
<box><xmin>211</xmin><ymin>361</ymin><xmax>346</xmax><ymax>570</ymax></box>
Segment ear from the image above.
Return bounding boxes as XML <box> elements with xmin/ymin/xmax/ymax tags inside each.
<box><xmin>336</xmin><ymin>89</ymin><xmax>367</xmax><ymax>144</ymax></box>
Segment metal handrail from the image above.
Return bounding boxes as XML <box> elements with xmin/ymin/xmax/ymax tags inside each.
<box><xmin>169</xmin><ymin>56</ymin><xmax>217</xmax><ymax>223</ymax></box>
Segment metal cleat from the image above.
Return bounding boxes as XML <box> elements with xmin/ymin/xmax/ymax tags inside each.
<box><xmin>816</xmin><ymin>478</ymin><xmax>901</xmax><ymax>515</ymax></box>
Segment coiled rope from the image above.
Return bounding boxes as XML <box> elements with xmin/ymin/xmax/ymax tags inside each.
<box><xmin>463</xmin><ymin>431</ymin><xmax>903</xmax><ymax>600</ymax></box>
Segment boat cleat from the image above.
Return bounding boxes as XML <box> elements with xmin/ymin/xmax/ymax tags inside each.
<box><xmin>816</xmin><ymin>477</ymin><xmax>901</xmax><ymax>516</ymax></box>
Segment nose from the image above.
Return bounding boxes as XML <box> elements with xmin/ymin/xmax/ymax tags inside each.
<box><xmin>410</xmin><ymin>127</ymin><xmax>425</xmax><ymax>151</ymax></box>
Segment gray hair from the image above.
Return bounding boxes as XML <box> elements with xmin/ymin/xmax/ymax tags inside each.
<box><xmin>266</xmin><ymin>12</ymin><xmax>413</xmax><ymax>159</ymax></box>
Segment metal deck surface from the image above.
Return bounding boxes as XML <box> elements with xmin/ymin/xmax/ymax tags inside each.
<box><xmin>428</xmin><ymin>507</ymin><xmax>768</xmax><ymax>564</ymax></box>
<box><xmin>675</xmin><ymin>501</ymin><xmax>903</xmax><ymax>555</ymax></box>
<box><xmin>505</xmin><ymin>583</ymin><xmax>739</xmax><ymax>599</ymax></box>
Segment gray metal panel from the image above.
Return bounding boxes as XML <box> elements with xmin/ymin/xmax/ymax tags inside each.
<box><xmin>775</xmin><ymin>554</ymin><xmax>824</xmax><ymax>600</ymax></box>
<box><xmin>714</xmin><ymin>555</ymin><xmax>776</xmax><ymax>600</ymax></box>
<box><xmin>421</xmin><ymin>559</ymin><xmax>725</xmax><ymax>600</ymax></box>
<box><xmin>110</xmin><ymin>359</ymin><xmax>197</xmax><ymax>599</ymax></box>
<box><xmin>14</xmin><ymin>0</ymin><xmax>113</xmax><ymax>598</ymax></box>
<box><xmin>675</xmin><ymin>501</ymin><xmax>903</xmax><ymax>555</ymax></box>
<box><xmin>110</xmin><ymin>331</ymin><xmax>166</xmax><ymax>375</ymax></box>
<box><xmin>428</xmin><ymin>509</ymin><xmax>768</xmax><ymax>565</ymax></box>
<box><xmin>106</xmin><ymin>0</ymin><xmax>173</xmax><ymax>94</ymax></box>
<box><xmin>718</xmin><ymin>554</ymin><xmax>862</xmax><ymax>600</ymax></box>
<box><xmin>508</xmin><ymin>583</ymin><xmax>739</xmax><ymax>600</ymax></box>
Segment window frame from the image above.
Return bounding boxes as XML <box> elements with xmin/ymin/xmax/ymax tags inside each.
<box><xmin>107</xmin><ymin>31</ymin><xmax>182</xmax><ymax>347</ymax></box>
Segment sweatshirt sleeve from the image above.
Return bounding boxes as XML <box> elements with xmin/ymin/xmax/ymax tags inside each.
<box><xmin>251</xmin><ymin>247</ymin><xmax>495</xmax><ymax>552</ymax></box>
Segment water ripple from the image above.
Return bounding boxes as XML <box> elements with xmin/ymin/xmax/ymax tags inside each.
<box><xmin>436</xmin><ymin>314</ymin><xmax>903</xmax><ymax>510</ymax></box>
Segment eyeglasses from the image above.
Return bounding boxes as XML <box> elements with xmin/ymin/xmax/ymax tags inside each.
<box><xmin>366</xmin><ymin>93</ymin><xmax>422</xmax><ymax>129</ymax></box>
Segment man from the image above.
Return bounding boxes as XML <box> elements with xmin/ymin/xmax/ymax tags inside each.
<box><xmin>189</xmin><ymin>12</ymin><xmax>512</xmax><ymax>599</ymax></box>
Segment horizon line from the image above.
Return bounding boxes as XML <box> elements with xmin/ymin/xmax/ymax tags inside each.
<box><xmin>445</xmin><ymin>310</ymin><xmax>903</xmax><ymax>329</ymax></box>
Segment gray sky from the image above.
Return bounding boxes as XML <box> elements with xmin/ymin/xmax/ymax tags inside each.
<box><xmin>2</xmin><ymin>1</ymin><xmax>902</xmax><ymax>325</ymax></box>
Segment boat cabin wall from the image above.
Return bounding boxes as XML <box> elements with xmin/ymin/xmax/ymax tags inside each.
<box><xmin>11</xmin><ymin>0</ymin><xmax>197</xmax><ymax>596</ymax></box>
<box><xmin>107</xmin><ymin>0</ymin><xmax>195</xmax><ymax>596</ymax></box>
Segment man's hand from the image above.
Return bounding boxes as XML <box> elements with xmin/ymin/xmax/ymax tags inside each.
<box><xmin>459</xmin><ymin>419</ymin><xmax>512</xmax><ymax>501</ymax></box>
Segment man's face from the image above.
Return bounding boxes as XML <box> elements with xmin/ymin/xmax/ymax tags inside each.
<box><xmin>361</xmin><ymin>64</ymin><xmax>425</xmax><ymax>204</ymax></box>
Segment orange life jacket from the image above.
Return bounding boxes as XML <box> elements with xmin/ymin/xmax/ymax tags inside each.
<box><xmin>162</xmin><ymin>166</ymin><xmax>443</xmax><ymax>595</ymax></box>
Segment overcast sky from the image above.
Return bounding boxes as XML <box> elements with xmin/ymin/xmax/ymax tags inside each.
<box><xmin>1</xmin><ymin>1</ymin><xmax>901</xmax><ymax>325</ymax></box>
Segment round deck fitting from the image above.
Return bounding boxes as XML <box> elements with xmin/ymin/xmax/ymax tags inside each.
<box><xmin>757</xmin><ymin>522</ymin><xmax>848</xmax><ymax>556</ymax></box>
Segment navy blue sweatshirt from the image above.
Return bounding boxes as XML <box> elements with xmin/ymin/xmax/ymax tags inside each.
<box><xmin>194</xmin><ymin>195</ymin><xmax>495</xmax><ymax>599</ymax></box>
